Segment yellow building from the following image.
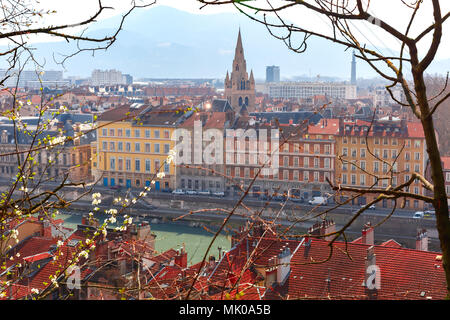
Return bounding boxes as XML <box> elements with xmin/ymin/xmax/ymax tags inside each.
<box><xmin>335</xmin><ymin>118</ymin><xmax>428</xmax><ymax>210</ymax></box>
<box><xmin>91</xmin><ymin>104</ymin><xmax>187</xmax><ymax>190</ymax></box>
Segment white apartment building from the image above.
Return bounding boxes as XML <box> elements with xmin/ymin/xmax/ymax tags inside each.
<box><xmin>266</xmin><ymin>81</ymin><xmax>357</xmax><ymax>100</ymax></box>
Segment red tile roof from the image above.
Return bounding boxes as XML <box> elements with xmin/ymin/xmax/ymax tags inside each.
<box><xmin>407</xmin><ymin>122</ymin><xmax>425</xmax><ymax>138</ymax></box>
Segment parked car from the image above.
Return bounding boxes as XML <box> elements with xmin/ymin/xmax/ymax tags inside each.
<box><xmin>424</xmin><ymin>210</ymin><xmax>435</xmax><ymax>215</ymax></box>
<box><xmin>186</xmin><ymin>190</ymin><xmax>198</xmax><ymax>195</ymax></box>
<box><xmin>308</xmin><ymin>196</ymin><xmax>327</xmax><ymax>205</ymax></box>
<box><xmin>212</xmin><ymin>191</ymin><xmax>225</xmax><ymax>197</ymax></box>
<box><xmin>172</xmin><ymin>189</ymin><xmax>185</xmax><ymax>195</ymax></box>
<box><xmin>198</xmin><ymin>190</ymin><xmax>211</xmax><ymax>196</ymax></box>
<box><xmin>161</xmin><ymin>187</ymin><xmax>173</xmax><ymax>193</ymax></box>
<box><xmin>413</xmin><ymin>211</ymin><xmax>424</xmax><ymax>219</ymax></box>
<box><xmin>361</xmin><ymin>204</ymin><xmax>376</xmax><ymax>210</ymax></box>
<box><xmin>110</xmin><ymin>185</ymin><xmax>121</xmax><ymax>190</ymax></box>
<box><xmin>273</xmin><ymin>195</ymin><xmax>287</xmax><ymax>202</ymax></box>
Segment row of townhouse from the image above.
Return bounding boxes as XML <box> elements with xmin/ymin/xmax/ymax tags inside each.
<box><xmin>0</xmin><ymin>116</ymin><xmax>95</xmax><ymax>184</ymax></box>
<box><xmin>91</xmin><ymin>102</ymin><xmax>430</xmax><ymax>210</ymax></box>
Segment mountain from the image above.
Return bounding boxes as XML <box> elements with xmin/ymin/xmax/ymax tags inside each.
<box><xmin>1</xmin><ymin>5</ymin><xmax>448</xmax><ymax>80</ymax></box>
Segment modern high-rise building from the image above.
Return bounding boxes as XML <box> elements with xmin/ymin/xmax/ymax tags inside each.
<box><xmin>351</xmin><ymin>51</ymin><xmax>357</xmax><ymax>85</ymax></box>
<box><xmin>224</xmin><ymin>29</ymin><xmax>256</xmax><ymax>113</ymax></box>
<box><xmin>266</xmin><ymin>65</ymin><xmax>280</xmax><ymax>83</ymax></box>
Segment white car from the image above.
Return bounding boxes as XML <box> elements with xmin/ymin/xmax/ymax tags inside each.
<box><xmin>413</xmin><ymin>211</ymin><xmax>424</xmax><ymax>219</ymax></box>
<box><xmin>197</xmin><ymin>190</ymin><xmax>211</xmax><ymax>196</ymax></box>
<box><xmin>361</xmin><ymin>204</ymin><xmax>376</xmax><ymax>210</ymax></box>
<box><xmin>186</xmin><ymin>190</ymin><xmax>198</xmax><ymax>195</ymax></box>
<box><xmin>212</xmin><ymin>191</ymin><xmax>225</xmax><ymax>197</ymax></box>
<box><xmin>308</xmin><ymin>196</ymin><xmax>327</xmax><ymax>205</ymax></box>
<box><xmin>172</xmin><ymin>189</ymin><xmax>185</xmax><ymax>195</ymax></box>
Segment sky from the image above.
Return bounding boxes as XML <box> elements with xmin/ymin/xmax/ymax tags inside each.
<box><xmin>32</xmin><ymin>0</ymin><xmax>449</xmax><ymax>61</ymax></box>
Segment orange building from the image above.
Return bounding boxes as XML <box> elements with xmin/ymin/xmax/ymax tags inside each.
<box><xmin>335</xmin><ymin>118</ymin><xmax>428</xmax><ymax>209</ymax></box>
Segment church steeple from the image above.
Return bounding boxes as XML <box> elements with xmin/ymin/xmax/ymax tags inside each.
<box><xmin>224</xmin><ymin>29</ymin><xmax>256</xmax><ymax>113</ymax></box>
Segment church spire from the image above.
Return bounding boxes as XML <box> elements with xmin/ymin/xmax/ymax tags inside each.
<box><xmin>235</xmin><ymin>28</ymin><xmax>244</xmax><ymax>59</ymax></box>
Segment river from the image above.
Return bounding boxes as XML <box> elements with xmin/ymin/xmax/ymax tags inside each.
<box><xmin>57</xmin><ymin>212</ymin><xmax>232</xmax><ymax>265</ymax></box>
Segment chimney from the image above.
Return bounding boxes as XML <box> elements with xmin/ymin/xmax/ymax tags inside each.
<box><xmin>415</xmin><ymin>229</ymin><xmax>428</xmax><ymax>251</ymax></box>
<box><xmin>289</xmin><ymin>119</ymin><xmax>293</xmax><ymax>125</ymax></box>
<box><xmin>364</xmin><ymin>245</ymin><xmax>380</xmax><ymax>297</ymax></box>
<box><xmin>362</xmin><ymin>222</ymin><xmax>374</xmax><ymax>246</ymax></box>
<box><xmin>208</xmin><ymin>255</ymin><xmax>216</xmax><ymax>271</ymax></box>
<box><xmin>308</xmin><ymin>219</ymin><xmax>335</xmax><ymax>241</ymax></box>
<box><xmin>174</xmin><ymin>244</ymin><xmax>187</xmax><ymax>268</ymax></box>
<box><xmin>276</xmin><ymin>245</ymin><xmax>291</xmax><ymax>285</ymax></box>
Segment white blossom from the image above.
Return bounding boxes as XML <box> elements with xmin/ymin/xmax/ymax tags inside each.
<box><xmin>31</xmin><ymin>288</ymin><xmax>39</xmax><ymax>294</ymax></box>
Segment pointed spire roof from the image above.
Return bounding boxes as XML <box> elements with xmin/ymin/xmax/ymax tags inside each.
<box><xmin>235</xmin><ymin>28</ymin><xmax>244</xmax><ymax>59</ymax></box>
<box><xmin>250</xmin><ymin>69</ymin><xmax>254</xmax><ymax>83</ymax></box>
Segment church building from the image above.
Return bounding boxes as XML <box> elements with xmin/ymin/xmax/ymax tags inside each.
<box><xmin>224</xmin><ymin>29</ymin><xmax>256</xmax><ymax>113</ymax></box>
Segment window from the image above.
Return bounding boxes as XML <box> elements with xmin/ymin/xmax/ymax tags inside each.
<box><xmin>283</xmin><ymin>170</ymin><xmax>289</xmax><ymax>180</ymax></box>
<box><xmin>383</xmin><ymin>163</ymin><xmax>388</xmax><ymax>173</ymax></box>
<box><xmin>360</xmin><ymin>161</ymin><xmax>366</xmax><ymax>171</ymax></box>
<box><xmin>118</xmin><ymin>158</ymin><xmax>123</xmax><ymax>171</ymax></box>
<box><xmin>374</xmin><ymin>149</ymin><xmax>380</xmax><ymax>158</ymax></box>
<box><xmin>117</xmin><ymin>129</ymin><xmax>123</xmax><ymax>137</ymax></box>
<box><xmin>145</xmin><ymin>143</ymin><xmax>151</xmax><ymax>153</ymax></box>
<box><xmin>383</xmin><ymin>138</ymin><xmax>388</xmax><ymax>145</ymax></box>
<box><xmin>342</xmin><ymin>163</ymin><xmax>348</xmax><ymax>171</ymax></box>
<box><xmin>294</xmin><ymin>157</ymin><xmax>299</xmax><ymax>167</ymax></box>
<box><xmin>351</xmin><ymin>148</ymin><xmax>357</xmax><ymax>157</ymax></box>
<box><xmin>405</xmin><ymin>152</ymin><xmax>410</xmax><ymax>160</ymax></box>
<box><xmin>126</xmin><ymin>158</ymin><xmax>131</xmax><ymax>171</ymax></box>
<box><xmin>324</xmin><ymin>144</ymin><xmax>331</xmax><ymax>155</ymax></box>
<box><xmin>314</xmin><ymin>171</ymin><xmax>319</xmax><ymax>182</ymax></box>
<box><xmin>342</xmin><ymin>174</ymin><xmax>347</xmax><ymax>184</ymax></box>
<box><xmin>109</xmin><ymin>129</ymin><xmax>115</xmax><ymax>137</ymax></box>
<box><xmin>351</xmin><ymin>137</ymin><xmax>357</xmax><ymax>144</ymax></box>
<box><xmin>314</xmin><ymin>158</ymin><xmax>319</xmax><ymax>168</ymax></box>
<box><xmin>145</xmin><ymin>159</ymin><xmax>151</xmax><ymax>172</ymax></box>
<box><xmin>126</xmin><ymin>129</ymin><xmax>131</xmax><ymax>137</ymax></box>
<box><xmin>155</xmin><ymin>160</ymin><xmax>160</xmax><ymax>171</ymax></box>
<box><xmin>414</xmin><ymin>140</ymin><xmax>421</xmax><ymax>148</ymax></box>
<box><xmin>234</xmin><ymin>167</ymin><xmax>240</xmax><ymax>177</ymax></box>
<box><xmin>405</xmin><ymin>163</ymin><xmax>410</xmax><ymax>172</ymax></box>
<box><xmin>164</xmin><ymin>163</ymin><xmax>170</xmax><ymax>174</ymax></box>
<box><xmin>392</xmin><ymin>138</ymin><xmax>397</xmax><ymax>146</ymax></box>
<box><xmin>294</xmin><ymin>143</ymin><xmax>300</xmax><ymax>153</ymax></box>
<box><xmin>343</xmin><ymin>137</ymin><xmax>348</xmax><ymax>144</ymax></box>
<box><xmin>314</xmin><ymin>144</ymin><xmax>320</xmax><ymax>154</ymax></box>
<box><xmin>135</xmin><ymin>159</ymin><xmax>140</xmax><ymax>172</ymax></box>
<box><xmin>135</xmin><ymin>143</ymin><xmax>140</xmax><ymax>152</ymax></box>
<box><xmin>164</xmin><ymin>130</ymin><xmax>170</xmax><ymax>139</ymax></box>
<box><xmin>374</xmin><ymin>138</ymin><xmax>380</xmax><ymax>145</ymax></box>
<box><xmin>145</xmin><ymin>130</ymin><xmax>151</xmax><ymax>138</ymax></box>
<box><xmin>374</xmin><ymin>161</ymin><xmax>380</xmax><ymax>173</ymax></box>
<box><xmin>360</xmin><ymin>148</ymin><xmax>366</xmax><ymax>158</ymax></box>
<box><xmin>342</xmin><ymin>148</ymin><xmax>348</xmax><ymax>156</ymax></box>
<box><xmin>110</xmin><ymin>157</ymin><xmax>115</xmax><ymax>170</ymax></box>
<box><xmin>109</xmin><ymin>142</ymin><xmax>115</xmax><ymax>151</ymax></box>
<box><xmin>414</xmin><ymin>152</ymin><xmax>420</xmax><ymax>160</ymax></box>
<box><xmin>126</xmin><ymin>142</ymin><xmax>131</xmax><ymax>152</ymax></box>
<box><xmin>135</xmin><ymin>130</ymin><xmax>140</xmax><ymax>138</ymax></box>
<box><xmin>304</xmin><ymin>144</ymin><xmax>309</xmax><ymax>153</ymax></box>
<box><xmin>405</xmin><ymin>139</ymin><xmax>411</xmax><ymax>147</ymax></box>
<box><xmin>360</xmin><ymin>174</ymin><xmax>366</xmax><ymax>186</ymax></box>
<box><xmin>102</xmin><ymin>128</ymin><xmax>107</xmax><ymax>136</ymax></box>
<box><xmin>324</xmin><ymin>158</ymin><xmax>330</xmax><ymax>169</ymax></box>
<box><xmin>154</xmin><ymin>144</ymin><xmax>160</xmax><ymax>153</ymax></box>
<box><xmin>414</xmin><ymin>164</ymin><xmax>420</xmax><ymax>172</ymax></box>
<box><xmin>303</xmin><ymin>157</ymin><xmax>309</xmax><ymax>168</ymax></box>
<box><xmin>303</xmin><ymin>171</ymin><xmax>309</xmax><ymax>181</ymax></box>
<box><xmin>154</xmin><ymin>130</ymin><xmax>160</xmax><ymax>139</ymax></box>
<box><xmin>447</xmin><ymin>172</ymin><xmax>450</xmax><ymax>182</ymax></box>
<box><xmin>118</xmin><ymin>142</ymin><xmax>123</xmax><ymax>151</ymax></box>
<box><xmin>383</xmin><ymin>150</ymin><xmax>388</xmax><ymax>159</ymax></box>
<box><xmin>102</xmin><ymin>141</ymin><xmax>107</xmax><ymax>151</ymax></box>
<box><xmin>391</xmin><ymin>150</ymin><xmax>397</xmax><ymax>159</ymax></box>
<box><xmin>164</xmin><ymin>144</ymin><xmax>170</xmax><ymax>154</ymax></box>
<box><xmin>351</xmin><ymin>174</ymin><xmax>356</xmax><ymax>185</ymax></box>
<box><xmin>293</xmin><ymin>170</ymin><xmax>299</xmax><ymax>180</ymax></box>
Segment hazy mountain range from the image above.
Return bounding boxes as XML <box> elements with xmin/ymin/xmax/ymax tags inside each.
<box><xmin>2</xmin><ymin>5</ymin><xmax>449</xmax><ymax>81</ymax></box>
